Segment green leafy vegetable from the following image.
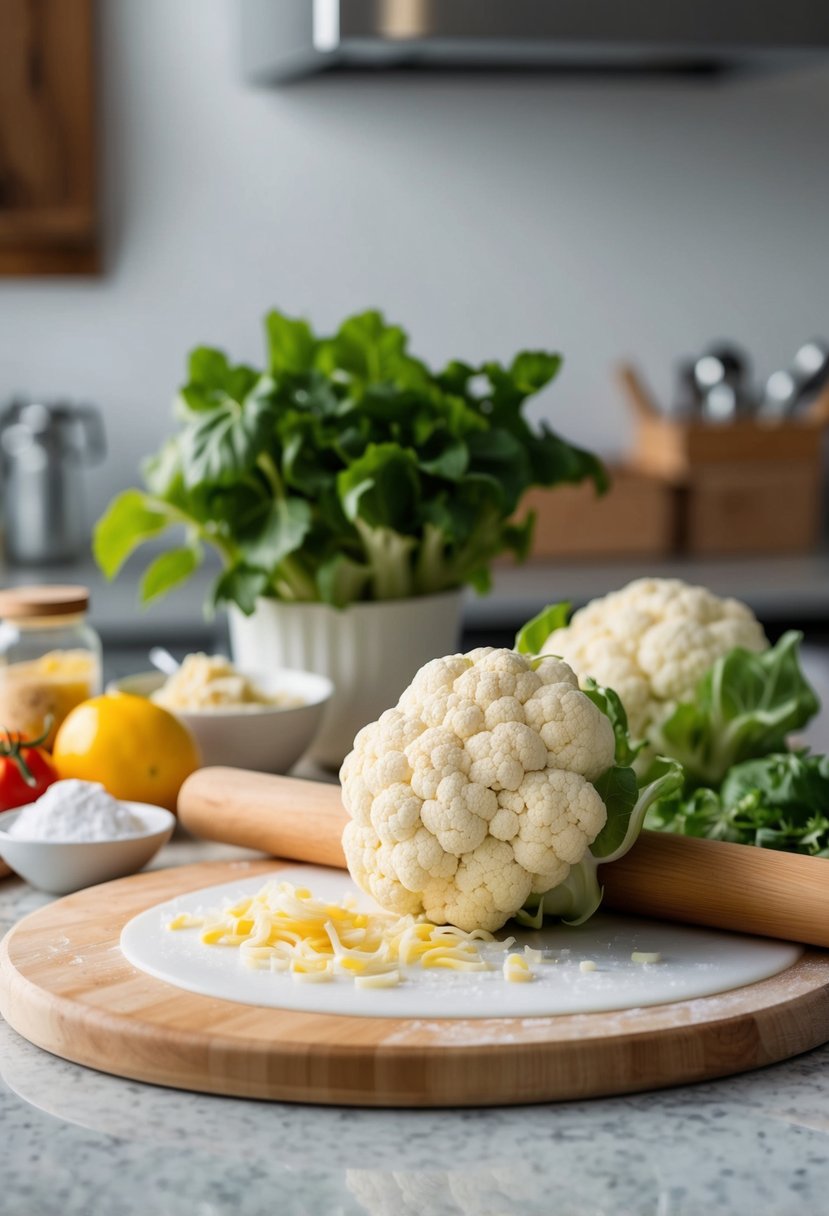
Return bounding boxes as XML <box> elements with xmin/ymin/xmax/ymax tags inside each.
<box><xmin>95</xmin><ymin>309</ymin><xmax>606</xmax><ymax>613</ymax></box>
<box><xmin>140</xmin><ymin>545</ymin><xmax>202</xmax><ymax>604</ymax></box>
<box><xmin>582</xmin><ymin>677</ymin><xmax>644</xmax><ymax>769</ymax></box>
<box><xmin>93</xmin><ymin>490</ymin><xmax>170</xmax><ymax>578</ymax></box>
<box><xmin>514</xmin><ymin>594</ymin><xmax>825</xmax><ymax>864</ymax></box>
<box><xmin>648</xmin><ymin>750</ymin><xmax>829</xmax><ymax>858</ymax></box>
<box><xmin>515</xmin><ymin>601</ymin><xmax>571</xmax><ymax>656</ymax></box>
<box><xmin>652</xmin><ymin>631</ymin><xmax>820</xmax><ymax>788</ymax></box>
<box><xmin>517</xmin><ymin>681</ymin><xmax>683</xmax><ymax>926</ymax></box>
<box><xmin>238</xmin><ymin>498</ymin><xmax>312</xmax><ymax>570</ymax></box>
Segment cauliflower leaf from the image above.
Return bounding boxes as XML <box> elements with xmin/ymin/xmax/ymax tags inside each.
<box><xmin>653</xmin><ymin>631</ymin><xmax>819</xmax><ymax>788</ymax></box>
<box><xmin>515</xmin><ymin>601</ymin><xmax>571</xmax><ymax>658</ymax></box>
<box><xmin>582</xmin><ymin>677</ymin><xmax>644</xmax><ymax>769</ymax></box>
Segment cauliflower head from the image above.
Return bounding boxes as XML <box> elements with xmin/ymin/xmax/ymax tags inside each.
<box><xmin>340</xmin><ymin>647</ymin><xmax>615</xmax><ymax>932</ymax></box>
<box><xmin>540</xmin><ymin>578</ymin><xmax>767</xmax><ymax>737</ymax></box>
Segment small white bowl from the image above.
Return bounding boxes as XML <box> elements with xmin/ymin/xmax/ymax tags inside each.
<box><xmin>0</xmin><ymin>803</ymin><xmax>175</xmax><ymax>895</ymax></box>
<box><xmin>107</xmin><ymin>667</ymin><xmax>334</xmax><ymax>774</ymax></box>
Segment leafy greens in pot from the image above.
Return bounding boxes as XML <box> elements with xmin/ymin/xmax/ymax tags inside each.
<box><xmin>94</xmin><ymin>309</ymin><xmax>606</xmax><ymax>612</ymax></box>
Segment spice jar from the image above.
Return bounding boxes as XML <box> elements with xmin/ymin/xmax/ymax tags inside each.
<box><xmin>0</xmin><ymin>585</ymin><xmax>102</xmax><ymax>747</ymax></box>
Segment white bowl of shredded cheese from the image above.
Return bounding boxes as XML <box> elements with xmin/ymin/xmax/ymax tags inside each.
<box><xmin>0</xmin><ymin>780</ymin><xmax>175</xmax><ymax>894</ymax></box>
<box><xmin>109</xmin><ymin>656</ymin><xmax>334</xmax><ymax>774</ymax></box>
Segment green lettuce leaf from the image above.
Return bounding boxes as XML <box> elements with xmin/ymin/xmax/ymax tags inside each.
<box><xmin>647</xmin><ymin>750</ymin><xmax>829</xmax><ymax>858</ymax></box>
<box><xmin>179</xmin><ymin>384</ymin><xmax>275</xmax><ymax>488</ymax></box>
<box><xmin>238</xmin><ymin>498</ymin><xmax>312</xmax><ymax>570</ymax></box>
<box><xmin>177</xmin><ymin>347</ymin><xmax>260</xmax><ymax>415</ymax></box>
<box><xmin>210</xmin><ymin>564</ymin><xmax>270</xmax><ymax>615</ymax></box>
<box><xmin>140</xmin><ymin>545</ymin><xmax>202</xmax><ymax>604</ymax></box>
<box><xmin>93</xmin><ymin>490</ymin><xmax>171</xmax><ymax>579</ymax></box>
<box><xmin>336</xmin><ymin>443</ymin><xmax>421</xmax><ymax>533</ymax></box>
<box><xmin>265</xmin><ymin>311</ymin><xmax>316</xmax><ymax>376</ymax></box>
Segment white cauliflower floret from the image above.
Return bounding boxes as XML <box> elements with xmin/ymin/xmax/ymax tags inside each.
<box><xmin>424</xmin><ymin>837</ymin><xmax>532</xmax><ymax>929</ymax></box>
<box><xmin>340</xmin><ymin>647</ymin><xmax>615</xmax><ymax>932</ymax></box>
<box><xmin>541</xmin><ymin>578</ymin><xmax>767</xmax><ymax>736</ymax></box>
<box><xmin>505</xmin><ymin>769</ymin><xmax>609</xmax><ymax>889</ymax></box>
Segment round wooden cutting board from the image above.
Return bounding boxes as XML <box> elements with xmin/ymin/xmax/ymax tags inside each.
<box><xmin>2</xmin><ymin>859</ymin><xmax>829</xmax><ymax>1108</ymax></box>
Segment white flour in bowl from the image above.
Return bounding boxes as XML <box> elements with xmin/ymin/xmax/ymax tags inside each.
<box><xmin>6</xmin><ymin>780</ymin><xmax>146</xmax><ymax>842</ymax></box>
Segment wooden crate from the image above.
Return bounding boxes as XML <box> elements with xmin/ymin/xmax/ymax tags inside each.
<box><xmin>618</xmin><ymin>363</ymin><xmax>829</xmax><ymax>556</ymax></box>
<box><xmin>619</xmin><ymin>363</ymin><xmax>829</xmax><ymax>479</ymax></box>
<box><xmin>683</xmin><ymin>463</ymin><xmax>823</xmax><ymax>556</ymax></box>
<box><xmin>517</xmin><ymin>466</ymin><xmax>677</xmax><ymax>559</ymax></box>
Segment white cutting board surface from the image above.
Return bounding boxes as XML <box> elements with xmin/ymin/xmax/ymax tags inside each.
<box><xmin>119</xmin><ymin>864</ymin><xmax>802</xmax><ymax>1020</ymax></box>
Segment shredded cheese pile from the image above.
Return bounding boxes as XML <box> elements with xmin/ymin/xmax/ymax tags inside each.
<box><xmin>631</xmin><ymin>950</ymin><xmax>662</xmax><ymax>964</ymax></box>
<box><xmin>152</xmin><ymin>653</ymin><xmax>303</xmax><ymax>712</ymax></box>
<box><xmin>166</xmin><ymin>882</ymin><xmax>636</xmax><ymax>989</ymax></box>
<box><xmin>503</xmin><ymin>953</ymin><xmax>534</xmax><ymax>984</ymax></box>
<box><xmin>168</xmin><ymin>881</ymin><xmax>497</xmax><ymax>988</ymax></box>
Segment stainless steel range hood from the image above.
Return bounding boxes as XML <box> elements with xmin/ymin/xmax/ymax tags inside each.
<box><xmin>241</xmin><ymin>0</ymin><xmax>829</xmax><ymax>83</ymax></box>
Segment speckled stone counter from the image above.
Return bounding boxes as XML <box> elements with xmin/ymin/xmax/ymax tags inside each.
<box><xmin>2</xmin><ymin>839</ymin><xmax>829</xmax><ymax>1216</ymax></box>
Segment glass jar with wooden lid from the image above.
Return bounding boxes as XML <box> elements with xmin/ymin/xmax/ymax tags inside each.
<box><xmin>0</xmin><ymin>585</ymin><xmax>102</xmax><ymax>747</ymax></box>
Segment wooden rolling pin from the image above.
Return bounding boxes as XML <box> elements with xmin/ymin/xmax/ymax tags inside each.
<box><xmin>178</xmin><ymin>767</ymin><xmax>829</xmax><ymax>949</ymax></box>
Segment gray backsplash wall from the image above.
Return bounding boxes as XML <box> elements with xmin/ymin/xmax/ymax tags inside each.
<box><xmin>1</xmin><ymin>0</ymin><xmax>828</xmax><ymax>518</ymax></box>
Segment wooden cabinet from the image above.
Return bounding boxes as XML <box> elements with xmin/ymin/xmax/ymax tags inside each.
<box><xmin>0</xmin><ymin>0</ymin><xmax>98</xmax><ymax>275</ymax></box>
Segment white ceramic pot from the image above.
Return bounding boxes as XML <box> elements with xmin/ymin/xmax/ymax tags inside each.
<box><xmin>228</xmin><ymin>590</ymin><xmax>464</xmax><ymax>769</ymax></box>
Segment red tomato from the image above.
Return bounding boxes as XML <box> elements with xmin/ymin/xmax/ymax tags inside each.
<box><xmin>0</xmin><ymin>726</ymin><xmax>59</xmax><ymax>812</ymax></box>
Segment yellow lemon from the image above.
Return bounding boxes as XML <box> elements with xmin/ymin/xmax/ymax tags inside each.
<box><xmin>53</xmin><ymin>692</ymin><xmax>200</xmax><ymax>812</ymax></box>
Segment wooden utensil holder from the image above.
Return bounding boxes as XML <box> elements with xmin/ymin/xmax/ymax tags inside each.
<box><xmin>618</xmin><ymin>363</ymin><xmax>829</xmax><ymax>556</ymax></box>
<box><xmin>517</xmin><ymin>467</ymin><xmax>677</xmax><ymax>560</ymax></box>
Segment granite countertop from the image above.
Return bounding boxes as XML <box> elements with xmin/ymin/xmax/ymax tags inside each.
<box><xmin>2</xmin><ymin>839</ymin><xmax>829</xmax><ymax>1215</ymax></box>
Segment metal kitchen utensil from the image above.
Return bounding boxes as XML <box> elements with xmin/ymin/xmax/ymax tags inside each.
<box><xmin>0</xmin><ymin>399</ymin><xmax>106</xmax><ymax>564</ymax></box>
<box><xmin>691</xmin><ymin>343</ymin><xmax>755</xmax><ymax>421</ymax></box>
<box><xmin>149</xmin><ymin>647</ymin><xmax>180</xmax><ymax>677</ymax></box>
<box><xmin>786</xmin><ymin>339</ymin><xmax>829</xmax><ymax>411</ymax></box>
<box><xmin>761</xmin><ymin>339</ymin><xmax>829</xmax><ymax>419</ymax></box>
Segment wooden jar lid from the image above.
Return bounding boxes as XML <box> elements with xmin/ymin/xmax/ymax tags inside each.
<box><xmin>0</xmin><ymin>584</ymin><xmax>90</xmax><ymax>618</ymax></box>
